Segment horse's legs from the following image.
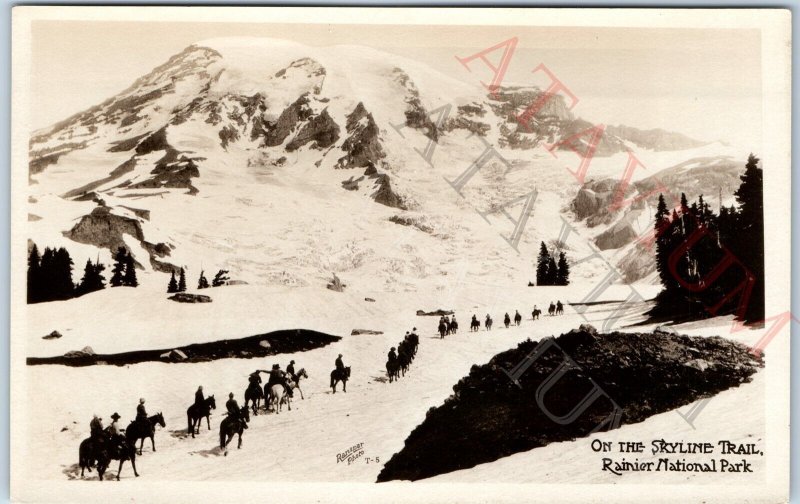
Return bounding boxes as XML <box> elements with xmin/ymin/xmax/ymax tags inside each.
<box><xmin>139</xmin><ymin>438</ymin><xmax>144</xmax><ymax>455</ymax></box>
<box><xmin>151</xmin><ymin>435</ymin><xmax>156</xmax><ymax>452</ymax></box>
<box><xmin>206</xmin><ymin>415</ymin><xmax>211</xmax><ymax>431</ymax></box>
<box><xmin>131</xmin><ymin>455</ymin><xmax>139</xmax><ymax>477</ymax></box>
<box><xmin>116</xmin><ymin>459</ymin><xmax>124</xmax><ymax>481</ymax></box>
<box><xmin>343</xmin><ymin>380</ymin><xmax>347</xmax><ymax>393</ymax></box>
<box><xmin>237</xmin><ymin>432</ymin><xmax>243</xmax><ymax>449</ymax></box>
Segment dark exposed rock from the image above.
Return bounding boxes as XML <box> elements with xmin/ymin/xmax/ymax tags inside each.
<box><xmin>341</xmin><ymin>175</ymin><xmax>364</xmax><ymax>191</ymax></box>
<box><xmin>327</xmin><ymin>273</ymin><xmax>346</xmax><ymax>292</ymax></box>
<box><xmin>28</xmin><ymin>214</ymin><xmax>41</xmax><ymax>222</ymax></box>
<box><xmin>337</xmin><ymin>102</ymin><xmax>385</xmax><ymax>169</ymax></box>
<box><xmin>389</xmin><ymin>215</ymin><xmax>433</xmax><ymax>234</ymax></box>
<box><xmin>169</xmin><ymin>293</ymin><xmax>212</xmax><ymax>303</ymax></box>
<box><xmin>606</xmin><ymin>125</ymin><xmax>709</xmax><ymax>152</ymax></box>
<box><xmin>219</xmin><ymin>125</ymin><xmax>240</xmax><ymax>149</ymax></box>
<box><xmin>42</xmin><ymin>330</ymin><xmax>63</xmax><ymax>340</ymax></box>
<box><xmin>28</xmin><ymin>329</ymin><xmax>341</xmax><ymax>367</ymax></box>
<box><xmin>135</xmin><ymin>127</ymin><xmax>170</xmax><ymax>155</ymax></box>
<box><xmin>286</xmin><ymin>108</ymin><xmax>340</xmax><ymax>151</ymax></box>
<box><xmin>416</xmin><ymin>309</ymin><xmax>454</xmax><ymax>316</ymax></box>
<box><xmin>128</xmin><ymin>148</ymin><xmax>201</xmax><ymax>195</ymax></box>
<box><xmin>378</xmin><ymin>327</ymin><xmax>763</xmax><ymax>482</ymax></box>
<box><xmin>351</xmin><ymin>329</ymin><xmax>383</xmax><ymax>336</ymax></box>
<box><xmin>594</xmin><ymin>218</ymin><xmax>639</xmax><ymax>251</ymax></box>
<box><xmin>371</xmin><ymin>173</ymin><xmax>407</xmax><ymax>210</ymax></box>
<box><xmin>263</xmin><ymin>94</ymin><xmax>313</xmax><ymax>147</ymax></box>
<box><xmin>107</xmin><ymin>133</ymin><xmax>150</xmax><ymax>153</ymax></box>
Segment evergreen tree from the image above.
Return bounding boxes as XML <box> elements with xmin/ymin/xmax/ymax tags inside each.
<box><xmin>654</xmin><ymin>194</ymin><xmax>673</xmax><ymax>291</ymax></box>
<box><xmin>545</xmin><ymin>256</ymin><xmax>558</xmax><ymax>286</ymax></box>
<box><xmin>76</xmin><ymin>258</ymin><xmax>106</xmax><ymax>296</ymax></box>
<box><xmin>212</xmin><ymin>269</ymin><xmax>230</xmax><ymax>287</ymax></box>
<box><xmin>556</xmin><ymin>252</ymin><xmax>570</xmax><ymax>285</ymax></box>
<box><xmin>178</xmin><ymin>267</ymin><xmax>187</xmax><ymax>292</ymax></box>
<box><xmin>535</xmin><ymin>242</ymin><xmax>550</xmax><ymax>286</ymax></box>
<box><xmin>167</xmin><ymin>271</ymin><xmax>178</xmax><ymax>293</ymax></box>
<box><xmin>51</xmin><ymin>247</ymin><xmax>75</xmax><ymax>300</ymax></box>
<box><xmin>197</xmin><ymin>270</ymin><xmax>209</xmax><ymax>289</ymax></box>
<box><xmin>732</xmin><ymin>153</ymin><xmax>764</xmax><ymax>321</ymax></box>
<box><xmin>27</xmin><ymin>244</ymin><xmax>41</xmax><ymax>303</ymax></box>
<box><xmin>110</xmin><ymin>247</ymin><xmax>127</xmax><ymax>287</ymax></box>
<box><xmin>123</xmin><ymin>253</ymin><xmax>138</xmax><ymax>287</ymax></box>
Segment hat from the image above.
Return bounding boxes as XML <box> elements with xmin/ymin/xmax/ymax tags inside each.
<box><xmin>391</xmin><ymin>347</ymin><xmax>396</xmax><ymax>350</ymax></box>
<box><xmin>139</xmin><ymin>398</ymin><xmax>145</xmax><ymax>403</ymax></box>
<box><xmin>273</xmin><ymin>363</ymin><xmax>280</xmax><ymax>369</ymax></box>
<box><xmin>229</xmin><ymin>392</ymin><xmax>234</xmax><ymax>398</ymax></box>
<box><xmin>338</xmin><ymin>354</ymin><xmax>343</xmax><ymax>358</ymax></box>
<box><xmin>290</xmin><ymin>360</ymin><xmax>295</xmax><ymax>364</ymax></box>
<box><xmin>110</xmin><ymin>412</ymin><xmax>121</xmax><ymax>420</ymax></box>
<box><xmin>198</xmin><ymin>385</ymin><xmax>203</xmax><ymax>390</ymax></box>
<box><xmin>413</xmin><ymin>327</ymin><xmax>417</xmax><ymax>330</ymax></box>
<box><xmin>405</xmin><ymin>331</ymin><xmax>409</xmax><ymax>334</ymax></box>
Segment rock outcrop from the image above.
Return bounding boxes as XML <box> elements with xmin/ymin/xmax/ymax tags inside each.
<box><xmin>286</xmin><ymin>108</ymin><xmax>340</xmax><ymax>151</ymax></box>
<box><xmin>337</xmin><ymin>103</ymin><xmax>385</xmax><ymax>168</ymax></box>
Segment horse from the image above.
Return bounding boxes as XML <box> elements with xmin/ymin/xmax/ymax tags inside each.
<box><xmin>548</xmin><ymin>302</ymin><xmax>556</xmax><ymax>316</ymax></box>
<box><xmin>485</xmin><ymin>316</ymin><xmax>493</xmax><ymax>331</ymax></box>
<box><xmin>187</xmin><ymin>395</ymin><xmax>216</xmax><ymax>438</ymax></box>
<box><xmin>126</xmin><ymin>413</ymin><xmax>165</xmax><ymax>455</ymax></box>
<box><xmin>556</xmin><ymin>301</ymin><xmax>564</xmax><ymax>315</ymax></box>
<box><xmin>398</xmin><ymin>350</ymin><xmax>411</xmax><ymax>376</ymax></box>
<box><xmin>504</xmin><ymin>313</ymin><xmax>511</xmax><ymax>328</ymax></box>
<box><xmin>266</xmin><ymin>380</ymin><xmax>294</xmax><ymax>414</ymax></box>
<box><xmin>438</xmin><ymin>321</ymin><xmax>447</xmax><ymax>339</ymax></box>
<box><xmin>79</xmin><ymin>435</ymin><xmax>138</xmax><ymax>481</ymax></box>
<box><xmin>386</xmin><ymin>358</ymin><xmax>400</xmax><ymax>383</ymax></box>
<box><xmin>244</xmin><ymin>381</ymin><xmax>264</xmax><ymax>415</ymax></box>
<box><xmin>450</xmin><ymin>319</ymin><xmax>459</xmax><ymax>334</ymax></box>
<box><xmin>330</xmin><ymin>366</ymin><xmax>351</xmax><ymax>393</ymax></box>
<box><xmin>532</xmin><ymin>308</ymin><xmax>541</xmax><ymax>320</ymax></box>
<box><xmin>288</xmin><ymin>368</ymin><xmax>308</xmax><ymax>399</ymax></box>
<box><xmin>219</xmin><ymin>406</ymin><xmax>250</xmax><ymax>452</ymax></box>
<box><xmin>470</xmin><ymin>318</ymin><xmax>480</xmax><ymax>332</ymax></box>
<box><xmin>514</xmin><ymin>312</ymin><xmax>522</xmax><ymax>326</ymax></box>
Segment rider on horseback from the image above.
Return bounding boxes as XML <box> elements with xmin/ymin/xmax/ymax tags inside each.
<box><xmin>226</xmin><ymin>393</ymin><xmax>247</xmax><ymax>428</ymax></box>
<box><xmin>286</xmin><ymin>360</ymin><xmax>297</xmax><ymax>382</ymax></box>
<box><xmin>388</xmin><ymin>347</ymin><xmax>397</xmax><ymax>363</ymax></box>
<box><xmin>336</xmin><ymin>354</ymin><xmax>345</xmax><ymax>371</ymax></box>
<box><xmin>105</xmin><ymin>412</ymin><xmax>125</xmax><ymax>451</ymax></box>
<box><xmin>267</xmin><ymin>363</ymin><xmax>292</xmax><ymax>398</ymax></box>
<box><xmin>134</xmin><ymin>398</ymin><xmax>148</xmax><ymax>430</ymax></box>
<box><xmin>194</xmin><ymin>386</ymin><xmax>205</xmax><ymax>408</ymax></box>
<box><xmin>90</xmin><ymin>415</ymin><xmax>104</xmax><ymax>440</ymax></box>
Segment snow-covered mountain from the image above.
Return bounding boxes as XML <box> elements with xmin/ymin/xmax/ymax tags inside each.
<box><xmin>27</xmin><ymin>37</ymin><xmax>747</xmax><ymax>289</ymax></box>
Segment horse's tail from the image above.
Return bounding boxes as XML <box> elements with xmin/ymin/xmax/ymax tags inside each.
<box><xmin>187</xmin><ymin>412</ymin><xmax>192</xmax><ymax>434</ymax></box>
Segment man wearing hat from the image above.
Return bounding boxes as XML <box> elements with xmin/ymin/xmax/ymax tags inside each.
<box><xmin>335</xmin><ymin>353</ymin><xmax>345</xmax><ymax>372</ymax></box>
<box><xmin>286</xmin><ymin>360</ymin><xmax>297</xmax><ymax>382</ymax></box>
<box><xmin>267</xmin><ymin>363</ymin><xmax>292</xmax><ymax>398</ymax></box>
<box><xmin>387</xmin><ymin>346</ymin><xmax>397</xmax><ymax>364</ymax></box>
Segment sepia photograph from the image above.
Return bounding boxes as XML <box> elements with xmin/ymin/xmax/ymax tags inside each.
<box><xmin>9</xmin><ymin>7</ymin><xmax>792</xmax><ymax>503</ymax></box>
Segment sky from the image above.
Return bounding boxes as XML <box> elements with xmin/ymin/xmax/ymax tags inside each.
<box><xmin>29</xmin><ymin>21</ymin><xmax>762</xmax><ymax>149</ymax></box>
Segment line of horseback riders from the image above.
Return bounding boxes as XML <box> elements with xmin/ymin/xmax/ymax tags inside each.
<box><xmin>79</xmin><ymin>398</ymin><xmax>166</xmax><ymax>480</ymax></box>
<box><xmin>386</xmin><ymin>329</ymin><xmax>420</xmax><ymax>382</ymax></box>
<box><xmin>437</xmin><ymin>316</ymin><xmax>458</xmax><ymax>338</ymax></box>
<box><xmin>241</xmin><ymin>360</ymin><xmax>309</xmax><ymax>418</ymax></box>
<box><xmin>465</xmin><ymin>301</ymin><xmax>565</xmax><ymax>333</ymax></box>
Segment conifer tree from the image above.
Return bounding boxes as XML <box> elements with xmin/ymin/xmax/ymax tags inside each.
<box><xmin>123</xmin><ymin>252</ymin><xmax>138</xmax><ymax>287</ymax></box>
<box><xmin>178</xmin><ymin>267</ymin><xmax>187</xmax><ymax>292</ymax></box>
<box><xmin>167</xmin><ymin>271</ymin><xmax>178</xmax><ymax>293</ymax></box>
<box><xmin>556</xmin><ymin>252</ymin><xmax>570</xmax><ymax>285</ymax></box>
<box><xmin>212</xmin><ymin>269</ymin><xmax>230</xmax><ymax>287</ymax></box>
<box><xmin>110</xmin><ymin>247</ymin><xmax>127</xmax><ymax>287</ymax></box>
<box><xmin>27</xmin><ymin>244</ymin><xmax>41</xmax><ymax>303</ymax></box>
<box><xmin>51</xmin><ymin>247</ymin><xmax>75</xmax><ymax>300</ymax></box>
<box><xmin>545</xmin><ymin>256</ymin><xmax>558</xmax><ymax>286</ymax></box>
<box><xmin>535</xmin><ymin>242</ymin><xmax>550</xmax><ymax>286</ymax></box>
<box><xmin>76</xmin><ymin>258</ymin><xmax>106</xmax><ymax>296</ymax></box>
<box><xmin>197</xmin><ymin>270</ymin><xmax>209</xmax><ymax>289</ymax></box>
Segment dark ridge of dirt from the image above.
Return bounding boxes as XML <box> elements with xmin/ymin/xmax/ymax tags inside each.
<box><xmin>416</xmin><ymin>309</ymin><xmax>454</xmax><ymax>316</ymax></box>
<box><xmin>63</xmin><ymin>158</ymin><xmax>138</xmax><ymax>199</ymax></box>
<box><xmin>27</xmin><ymin>329</ymin><xmax>341</xmax><ymax>367</ymax></box>
<box><xmin>377</xmin><ymin>325</ymin><xmax>763</xmax><ymax>482</ymax></box>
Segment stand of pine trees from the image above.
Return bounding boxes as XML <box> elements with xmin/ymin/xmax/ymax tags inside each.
<box><xmin>110</xmin><ymin>247</ymin><xmax>138</xmax><ymax>287</ymax></box>
<box><xmin>28</xmin><ymin>243</ymin><xmax>116</xmax><ymax>303</ymax></box>
<box><xmin>650</xmin><ymin>154</ymin><xmax>764</xmax><ymax>323</ymax></box>
<box><xmin>535</xmin><ymin>242</ymin><xmax>570</xmax><ymax>286</ymax></box>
